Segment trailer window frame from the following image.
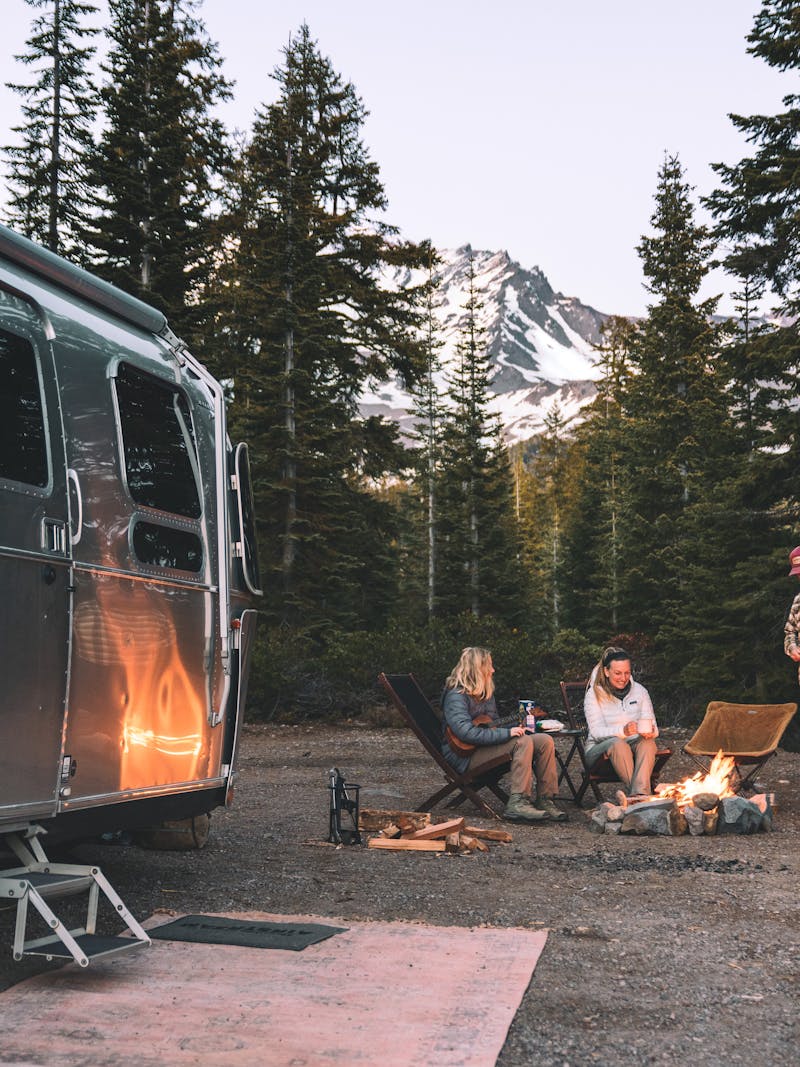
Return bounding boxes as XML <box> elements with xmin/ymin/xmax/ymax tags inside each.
<box><xmin>112</xmin><ymin>361</ymin><xmax>203</xmax><ymax>520</ymax></box>
<box><xmin>130</xmin><ymin>514</ymin><xmax>204</xmax><ymax>575</ymax></box>
<box><xmin>233</xmin><ymin>442</ymin><xmax>262</xmax><ymax>596</ymax></box>
<box><xmin>0</xmin><ymin>323</ymin><xmax>52</xmax><ymax>494</ymax></box>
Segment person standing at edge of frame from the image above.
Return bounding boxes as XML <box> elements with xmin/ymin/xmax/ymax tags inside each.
<box><xmin>783</xmin><ymin>546</ymin><xmax>800</xmax><ymax>680</ymax></box>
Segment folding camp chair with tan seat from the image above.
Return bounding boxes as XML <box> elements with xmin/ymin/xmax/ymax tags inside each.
<box><xmin>559</xmin><ymin>680</ymin><xmax>673</xmax><ymax>805</ymax></box>
<box><xmin>683</xmin><ymin>700</ymin><xmax>797</xmax><ymax>793</ymax></box>
<box><xmin>378</xmin><ymin>672</ymin><xmax>510</xmax><ymax>819</ymax></box>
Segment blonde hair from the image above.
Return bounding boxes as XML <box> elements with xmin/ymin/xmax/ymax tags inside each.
<box><xmin>445</xmin><ymin>646</ymin><xmax>495</xmax><ymax>701</ymax></box>
<box><xmin>591</xmin><ymin>646</ymin><xmax>631</xmax><ymax>703</ymax></box>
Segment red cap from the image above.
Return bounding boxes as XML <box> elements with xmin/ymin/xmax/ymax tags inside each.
<box><xmin>789</xmin><ymin>547</ymin><xmax>800</xmax><ymax>576</ymax></box>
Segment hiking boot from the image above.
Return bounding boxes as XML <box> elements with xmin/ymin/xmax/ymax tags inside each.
<box><xmin>503</xmin><ymin>793</ymin><xmax>550</xmax><ymax>823</ymax></box>
<box><xmin>535</xmin><ymin>796</ymin><xmax>569</xmax><ymax>822</ymax></box>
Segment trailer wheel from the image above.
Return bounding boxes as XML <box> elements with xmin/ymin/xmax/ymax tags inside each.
<box><xmin>134</xmin><ymin>813</ymin><xmax>211</xmax><ymax>851</ymax></box>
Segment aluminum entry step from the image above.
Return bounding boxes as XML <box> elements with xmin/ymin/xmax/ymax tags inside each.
<box><xmin>24</xmin><ymin>932</ymin><xmax>145</xmax><ymax>965</ymax></box>
<box><xmin>1</xmin><ymin>828</ymin><xmax>151</xmax><ymax>968</ymax></box>
<box><xmin>3</xmin><ymin>871</ymin><xmax>95</xmax><ymax>897</ymax></box>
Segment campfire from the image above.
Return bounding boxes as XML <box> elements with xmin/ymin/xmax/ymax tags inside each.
<box><xmin>655</xmin><ymin>751</ymin><xmax>737</xmax><ymax>807</ymax></box>
<box><xmin>589</xmin><ymin>751</ymin><xmax>774</xmax><ymax>836</ymax></box>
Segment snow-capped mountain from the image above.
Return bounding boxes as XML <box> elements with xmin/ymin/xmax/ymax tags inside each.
<box><xmin>362</xmin><ymin>245</ymin><xmax>608</xmax><ymax>444</ymax></box>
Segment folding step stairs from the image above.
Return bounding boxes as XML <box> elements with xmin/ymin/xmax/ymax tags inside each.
<box><xmin>0</xmin><ymin>826</ymin><xmax>150</xmax><ymax>967</ymax></box>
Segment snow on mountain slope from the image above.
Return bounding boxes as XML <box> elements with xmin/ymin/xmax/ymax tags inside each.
<box><xmin>362</xmin><ymin>245</ymin><xmax>608</xmax><ymax>445</ymax></box>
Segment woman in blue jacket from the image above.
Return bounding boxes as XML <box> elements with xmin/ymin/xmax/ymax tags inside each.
<box><xmin>441</xmin><ymin>646</ymin><xmax>566</xmax><ymax>824</ymax></box>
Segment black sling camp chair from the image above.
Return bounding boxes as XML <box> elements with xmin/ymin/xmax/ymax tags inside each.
<box><xmin>378</xmin><ymin>672</ymin><xmax>510</xmax><ymax>819</ymax></box>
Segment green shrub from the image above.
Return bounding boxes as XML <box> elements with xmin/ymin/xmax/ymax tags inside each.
<box><xmin>244</xmin><ymin>614</ymin><xmax>598</xmax><ymax>722</ymax></box>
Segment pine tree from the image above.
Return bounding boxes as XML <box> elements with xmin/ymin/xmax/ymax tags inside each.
<box><xmin>561</xmin><ymin>315</ymin><xmax>636</xmax><ymax>638</ymax></box>
<box><xmin>405</xmin><ymin>249</ymin><xmax>447</xmax><ymax>621</ymax></box>
<box><xmin>615</xmin><ymin>155</ymin><xmax>742</xmax><ymax>705</ymax></box>
<box><xmin>436</xmin><ymin>251</ymin><xmax>526</xmax><ymax>622</ymax></box>
<box><xmin>703</xmin><ymin>0</ymin><xmax>800</xmax><ymax>702</ymax></box>
<box><xmin>210</xmin><ymin>24</ymin><xmax>428</xmax><ymax>632</ymax></box>
<box><xmin>705</xmin><ymin>0</ymin><xmax>800</xmax><ymax>316</ymax></box>
<box><xmin>4</xmin><ymin>0</ymin><xmax>99</xmax><ymax>257</ymax></box>
<box><xmin>85</xmin><ymin>0</ymin><xmax>231</xmax><ymax>338</ymax></box>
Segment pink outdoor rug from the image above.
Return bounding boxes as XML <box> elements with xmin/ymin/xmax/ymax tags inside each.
<box><xmin>0</xmin><ymin>911</ymin><xmax>547</xmax><ymax>1066</ymax></box>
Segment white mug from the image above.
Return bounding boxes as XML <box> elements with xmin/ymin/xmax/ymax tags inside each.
<box><xmin>637</xmin><ymin>717</ymin><xmax>655</xmax><ymax>736</ymax></box>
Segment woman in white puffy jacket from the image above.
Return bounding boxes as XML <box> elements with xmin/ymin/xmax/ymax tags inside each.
<box><xmin>583</xmin><ymin>647</ymin><xmax>659</xmax><ymax>799</ymax></box>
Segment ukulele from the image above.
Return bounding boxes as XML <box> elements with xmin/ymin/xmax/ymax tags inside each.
<box><xmin>445</xmin><ymin>713</ymin><xmax>529</xmax><ymax>757</ymax></box>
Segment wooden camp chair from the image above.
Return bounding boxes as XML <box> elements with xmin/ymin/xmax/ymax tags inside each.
<box><xmin>559</xmin><ymin>680</ymin><xmax>672</xmax><ymax>805</ymax></box>
<box><xmin>683</xmin><ymin>700</ymin><xmax>797</xmax><ymax>793</ymax></box>
<box><xmin>378</xmin><ymin>672</ymin><xmax>510</xmax><ymax>819</ymax></box>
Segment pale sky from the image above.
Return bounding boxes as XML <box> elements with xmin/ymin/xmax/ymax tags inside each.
<box><xmin>0</xmin><ymin>0</ymin><xmax>789</xmax><ymax>317</ymax></box>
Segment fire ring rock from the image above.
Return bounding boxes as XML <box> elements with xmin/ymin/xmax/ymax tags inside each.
<box><xmin>692</xmin><ymin>792</ymin><xmax>720</xmax><ymax>811</ymax></box>
<box><xmin>717</xmin><ymin>796</ymin><xmax>765</xmax><ymax>834</ymax></box>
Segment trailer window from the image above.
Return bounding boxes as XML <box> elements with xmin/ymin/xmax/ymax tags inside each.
<box><xmin>234</xmin><ymin>442</ymin><xmax>262</xmax><ymax>595</ymax></box>
<box><xmin>0</xmin><ymin>327</ymin><xmax>48</xmax><ymax>487</ymax></box>
<box><xmin>115</xmin><ymin>364</ymin><xmax>202</xmax><ymax>518</ymax></box>
<box><xmin>132</xmin><ymin>520</ymin><xmax>203</xmax><ymax>573</ymax></box>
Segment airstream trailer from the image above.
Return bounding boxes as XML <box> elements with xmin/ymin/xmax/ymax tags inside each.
<box><xmin>0</xmin><ymin>224</ymin><xmax>261</xmax><ymax>963</ymax></box>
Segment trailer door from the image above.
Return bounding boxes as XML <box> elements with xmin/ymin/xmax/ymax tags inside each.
<box><xmin>0</xmin><ymin>293</ymin><xmax>70</xmax><ymax>824</ymax></box>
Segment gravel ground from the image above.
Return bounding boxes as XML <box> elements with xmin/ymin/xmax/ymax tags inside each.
<box><xmin>1</xmin><ymin>722</ymin><xmax>799</xmax><ymax>1066</ymax></box>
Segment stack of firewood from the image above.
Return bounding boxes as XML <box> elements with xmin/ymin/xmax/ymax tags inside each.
<box><xmin>359</xmin><ymin>809</ymin><xmax>512</xmax><ymax>853</ymax></box>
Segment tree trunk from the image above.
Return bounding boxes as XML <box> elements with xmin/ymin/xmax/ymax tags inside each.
<box><xmin>281</xmin><ymin>141</ymin><xmax>296</xmax><ymax>602</ymax></box>
<box><xmin>48</xmin><ymin>0</ymin><xmax>63</xmax><ymax>252</ymax></box>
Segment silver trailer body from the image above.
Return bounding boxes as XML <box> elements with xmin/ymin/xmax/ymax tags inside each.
<box><xmin>0</xmin><ymin>224</ymin><xmax>261</xmax><ymax>840</ymax></box>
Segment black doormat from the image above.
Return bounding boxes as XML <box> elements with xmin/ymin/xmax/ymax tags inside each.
<box><xmin>149</xmin><ymin>914</ymin><xmax>348</xmax><ymax>951</ymax></box>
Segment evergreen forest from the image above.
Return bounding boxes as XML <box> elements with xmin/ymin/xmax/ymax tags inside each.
<box><xmin>4</xmin><ymin>0</ymin><xmax>800</xmax><ymax>729</ymax></box>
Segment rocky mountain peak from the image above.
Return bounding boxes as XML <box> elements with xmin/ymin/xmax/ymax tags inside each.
<box><xmin>362</xmin><ymin>247</ymin><xmax>609</xmax><ymax>444</ymax></box>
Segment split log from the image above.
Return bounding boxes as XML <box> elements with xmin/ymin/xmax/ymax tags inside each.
<box><xmin>367</xmin><ymin>837</ymin><xmax>445</xmax><ymax>852</ymax></box>
<box><xmin>703</xmin><ymin>809</ymin><xmax>719</xmax><ymax>834</ymax></box>
<box><xmin>445</xmin><ymin>832</ymin><xmax>462</xmax><ymax>853</ymax></box>
<box><xmin>379</xmin><ymin>824</ymin><xmax>402</xmax><ymax>839</ymax></box>
<box><xmin>359</xmin><ymin>809</ymin><xmax>431</xmax><ymax>833</ymax></box>
<box><xmin>468</xmin><ymin>836</ymin><xmax>490</xmax><ymax>852</ymax></box>
<box><xmin>409</xmin><ymin>817</ymin><xmax>465</xmax><ymax>840</ymax></box>
<box><xmin>669</xmin><ymin>807</ymin><xmax>688</xmax><ymax>836</ymax></box>
<box><xmin>457</xmin><ymin>834</ymin><xmax>484</xmax><ymax>852</ymax></box>
<box><xmin>464</xmin><ymin>826</ymin><xmax>513</xmax><ymax>843</ymax></box>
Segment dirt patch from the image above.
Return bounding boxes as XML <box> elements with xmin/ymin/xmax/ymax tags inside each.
<box><xmin>1</xmin><ymin>723</ymin><xmax>799</xmax><ymax>1066</ymax></box>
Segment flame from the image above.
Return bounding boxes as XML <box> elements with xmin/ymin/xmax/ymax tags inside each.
<box><xmin>658</xmin><ymin>751</ymin><xmax>737</xmax><ymax>806</ymax></box>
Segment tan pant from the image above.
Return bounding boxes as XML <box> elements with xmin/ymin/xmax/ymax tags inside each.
<box><xmin>587</xmin><ymin>736</ymin><xmax>657</xmax><ymax>795</ymax></box>
<box><xmin>467</xmin><ymin>732</ymin><xmax>558</xmax><ymax>797</ymax></box>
